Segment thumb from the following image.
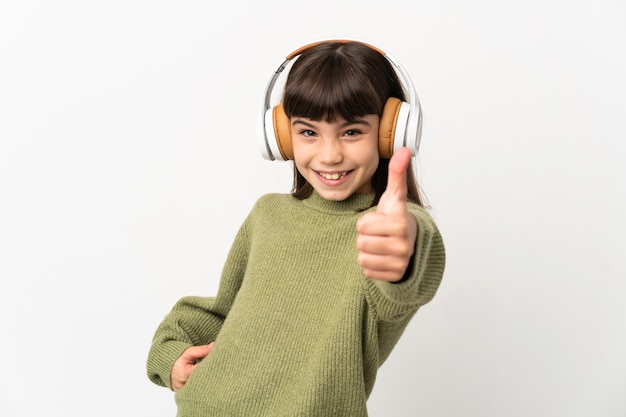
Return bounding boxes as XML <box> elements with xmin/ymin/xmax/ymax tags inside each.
<box><xmin>377</xmin><ymin>147</ymin><xmax>411</xmax><ymax>214</ymax></box>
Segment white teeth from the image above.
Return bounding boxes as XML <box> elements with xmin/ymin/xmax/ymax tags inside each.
<box><xmin>319</xmin><ymin>171</ymin><xmax>347</xmax><ymax>180</ymax></box>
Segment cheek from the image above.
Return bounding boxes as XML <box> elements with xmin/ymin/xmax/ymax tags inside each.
<box><xmin>363</xmin><ymin>142</ymin><xmax>380</xmax><ymax>172</ymax></box>
<box><xmin>292</xmin><ymin>150</ymin><xmax>310</xmax><ymax>178</ymax></box>
<box><xmin>294</xmin><ymin>160</ymin><xmax>306</xmax><ymax>176</ymax></box>
<box><xmin>366</xmin><ymin>157</ymin><xmax>380</xmax><ymax>179</ymax></box>
<box><xmin>291</xmin><ymin>138</ymin><xmax>308</xmax><ymax>161</ymax></box>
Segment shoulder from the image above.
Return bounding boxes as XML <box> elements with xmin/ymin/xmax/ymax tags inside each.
<box><xmin>254</xmin><ymin>193</ymin><xmax>296</xmax><ymax>206</ymax></box>
<box><xmin>249</xmin><ymin>193</ymin><xmax>300</xmax><ymax>213</ymax></box>
<box><xmin>241</xmin><ymin>193</ymin><xmax>304</xmax><ymax>233</ymax></box>
<box><xmin>407</xmin><ymin>203</ymin><xmax>434</xmax><ymax>221</ymax></box>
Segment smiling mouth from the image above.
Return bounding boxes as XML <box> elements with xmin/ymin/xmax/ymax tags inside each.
<box><xmin>317</xmin><ymin>171</ymin><xmax>349</xmax><ymax>180</ymax></box>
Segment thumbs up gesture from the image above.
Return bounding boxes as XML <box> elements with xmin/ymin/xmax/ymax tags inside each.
<box><xmin>356</xmin><ymin>147</ymin><xmax>417</xmax><ymax>282</ymax></box>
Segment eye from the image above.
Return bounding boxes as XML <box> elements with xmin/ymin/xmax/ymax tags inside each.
<box><xmin>343</xmin><ymin>129</ymin><xmax>361</xmax><ymax>138</ymax></box>
<box><xmin>300</xmin><ymin>129</ymin><xmax>318</xmax><ymax>138</ymax></box>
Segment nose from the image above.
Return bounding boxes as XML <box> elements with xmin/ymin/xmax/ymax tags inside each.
<box><xmin>318</xmin><ymin>137</ymin><xmax>343</xmax><ymax>165</ymax></box>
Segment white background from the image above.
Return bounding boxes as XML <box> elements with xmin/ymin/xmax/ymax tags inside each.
<box><xmin>1</xmin><ymin>1</ymin><xmax>625</xmax><ymax>416</ymax></box>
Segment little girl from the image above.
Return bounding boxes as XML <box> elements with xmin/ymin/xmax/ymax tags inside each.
<box><xmin>147</xmin><ymin>39</ymin><xmax>446</xmax><ymax>416</ymax></box>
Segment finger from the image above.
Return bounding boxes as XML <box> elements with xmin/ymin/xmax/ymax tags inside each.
<box><xmin>377</xmin><ymin>147</ymin><xmax>411</xmax><ymax>214</ymax></box>
<box><xmin>183</xmin><ymin>344</ymin><xmax>213</xmax><ymax>362</ymax></box>
<box><xmin>358</xmin><ymin>255</ymin><xmax>407</xmax><ymax>281</ymax></box>
<box><xmin>357</xmin><ymin>233</ymin><xmax>412</xmax><ymax>256</ymax></box>
<box><xmin>356</xmin><ymin>212</ymin><xmax>407</xmax><ymax>236</ymax></box>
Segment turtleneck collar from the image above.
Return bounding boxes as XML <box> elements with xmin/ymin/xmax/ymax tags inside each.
<box><xmin>301</xmin><ymin>191</ymin><xmax>375</xmax><ymax>215</ymax></box>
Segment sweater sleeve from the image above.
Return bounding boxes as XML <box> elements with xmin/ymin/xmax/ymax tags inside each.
<box><xmin>363</xmin><ymin>204</ymin><xmax>446</xmax><ymax>322</ymax></box>
<box><xmin>146</xmin><ymin>218</ymin><xmax>251</xmax><ymax>389</ymax></box>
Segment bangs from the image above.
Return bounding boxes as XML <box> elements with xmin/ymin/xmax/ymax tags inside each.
<box><xmin>282</xmin><ymin>44</ymin><xmax>389</xmax><ymax>122</ymax></box>
<box><xmin>283</xmin><ymin>71</ymin><xmax>382</xmax><ymax>122</ymax></box>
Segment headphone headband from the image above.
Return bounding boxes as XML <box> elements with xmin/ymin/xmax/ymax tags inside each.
<box><xmin>257</xmin><ymin>40</ymin><xmax>422</xmax><ymax>161</ymax></box>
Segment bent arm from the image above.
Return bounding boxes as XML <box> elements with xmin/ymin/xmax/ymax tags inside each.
<box><xmin>146</xmin><ymin>219</ymin><xmax>252</xmax><ymax>389</ymax></box>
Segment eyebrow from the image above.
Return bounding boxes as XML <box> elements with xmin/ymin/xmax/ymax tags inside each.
<box><xmin>291</xmin><ymin>118</ymin><xmax>372</xmax><ymax>129</ymax></box>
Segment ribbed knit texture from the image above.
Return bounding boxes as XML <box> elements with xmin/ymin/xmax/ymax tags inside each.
<box><xmin>147</xmin><ymin>191</ymin><xmax>445</xmax><ymax>417</ymax></box>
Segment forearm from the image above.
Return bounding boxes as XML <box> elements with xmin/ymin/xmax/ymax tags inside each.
<box><xmin>146</xmin><ymin>296</ymin><xmax>224</xmax><ymax>388</ymax></box>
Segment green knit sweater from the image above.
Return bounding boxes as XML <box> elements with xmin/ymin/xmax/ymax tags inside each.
<box><xmin>147</xmin><ymin>191</ymin><xmax>445</xmax><ymax>416</ymax></box>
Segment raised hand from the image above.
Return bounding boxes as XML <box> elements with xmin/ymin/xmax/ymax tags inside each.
<box><xmin>170</xmin><ymin>342</ymin><xmax>215</xmax><ymax>391</ymax></box>
<box><xmin>356</xmin><ymin>147</ymin><xmax>418</xmax><ymax>282</ymax></box>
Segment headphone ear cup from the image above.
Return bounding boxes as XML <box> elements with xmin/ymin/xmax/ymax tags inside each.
<box><xmin>270</xmin><ymin>103</ymin><xmax>294</xmax><ymax>161</ymax></box>
<box><xmin>378</xmin><ymin>97</ymin><xmax>407</xmax><ymax>159</ymax></box>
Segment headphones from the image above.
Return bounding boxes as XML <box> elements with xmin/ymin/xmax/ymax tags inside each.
<box><xmin>257</xmin><ymin>39</ymin><xmax>422</xmax><ymax>161</ymax></box>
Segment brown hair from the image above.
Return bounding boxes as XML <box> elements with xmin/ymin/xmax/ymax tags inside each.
<box><xmin>282</xmin><ymin>41</ymin><xmax>425</xmax><ymax>208</ymax></box>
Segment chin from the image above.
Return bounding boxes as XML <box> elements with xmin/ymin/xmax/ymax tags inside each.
<box><xmin>317</xmin><ymin>189</ymin><xmax>352</xmax><ymax>201</ymax></box>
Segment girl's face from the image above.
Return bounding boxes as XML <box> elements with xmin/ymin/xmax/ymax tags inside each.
<box><xmin>291</xmin><ymin>114</ymin><xmax>380</xmax><ymax>201</ymax></box>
